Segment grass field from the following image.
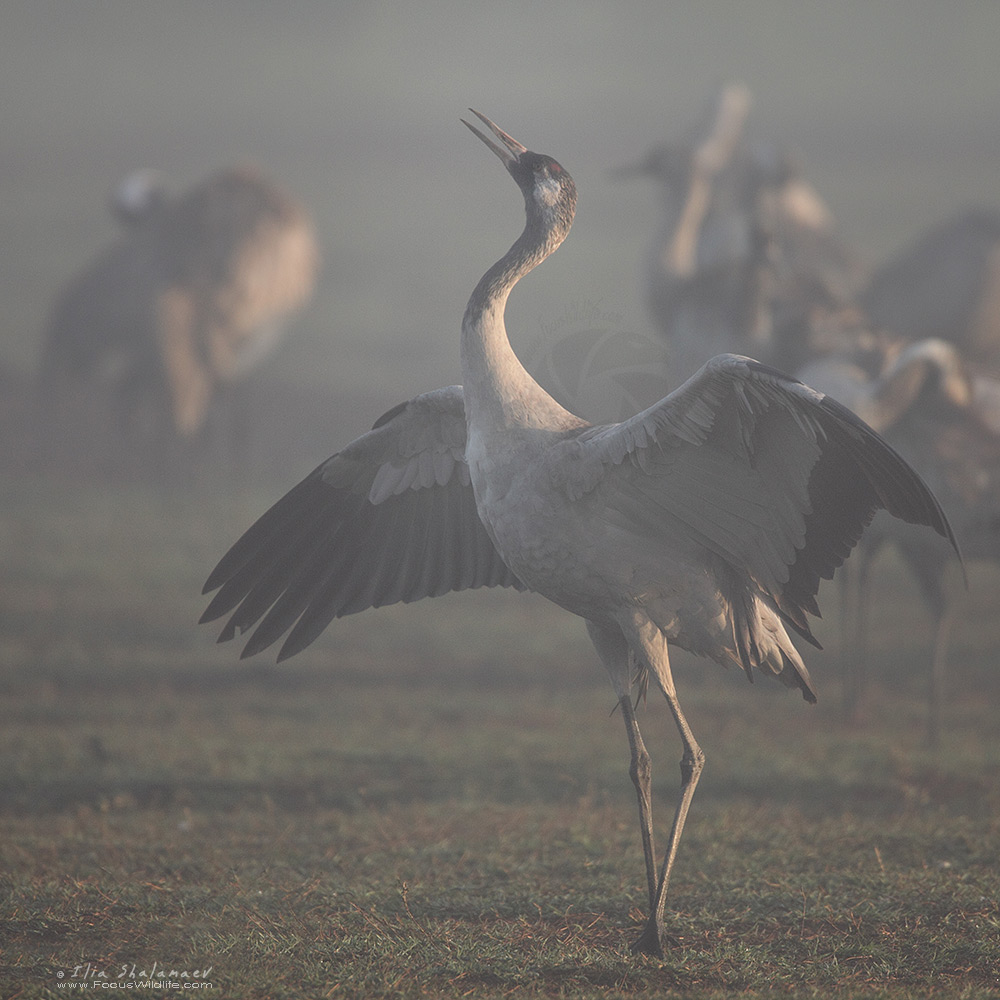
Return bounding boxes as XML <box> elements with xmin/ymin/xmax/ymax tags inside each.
<box><xmin>4</xmin><ymin>7</ymin><xmax>1000</xmax><ymax>995</ymax></box>
<box><xmin>2</xmin><ymin>476</ymin><xmax>998</xmax><ymax>999</ymax></box>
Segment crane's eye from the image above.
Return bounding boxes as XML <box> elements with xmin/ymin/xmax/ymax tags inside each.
<box><xmin>536</xmin><ymin>160</ymin><xmax>563</xmax><ymax>182</ymax></box>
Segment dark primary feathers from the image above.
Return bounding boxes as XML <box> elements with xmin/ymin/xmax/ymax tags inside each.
<box><xmin>202</xmin><ymin>356</ymin><xmax>958</xmax><ymax>673</ymax></box>
<box><xmin>569</xmin><ymin>355</ymin><xmax>958</xmax><ymax>674</ymax></box>
<box><xmin>200</xmin><ymin>386</ymin><xmax>524</xmax><ymax>661</ymax></box>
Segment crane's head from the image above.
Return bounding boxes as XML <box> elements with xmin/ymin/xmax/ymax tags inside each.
<box><xmin>111</xmin><ymin>168</ymin><xmax>169</xmax><ymax>229</ymax></box>
<box><xmin>462</xmin><ymin>110</ymin><xmax>576</xmax><ymax>226</ymax></box>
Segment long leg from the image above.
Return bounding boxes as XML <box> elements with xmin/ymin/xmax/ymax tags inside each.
<box><xmin>627</xmin><ymin>616</ymin><xmax>705</xmax><ymax>958</ymax></box>
<box><xmin>619</xmin><ymin>691</ymin><xmax>657</xmax><ymax>910</ymax></box>
<box><xmin>632</xmin><ymin>680</ymin><xmax>704</xmax><ymax>955</ymax></box>
<box><xmin>585</xmin><ymin>622</ymin><xmax>658</xmax><ymax>913</ymax></box>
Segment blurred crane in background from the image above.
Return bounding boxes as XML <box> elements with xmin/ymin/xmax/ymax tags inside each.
<box><xmin>615</xmin><ymin>82</ymin><xmax>863</xmax><ymax>386</ymax></box>
<box><xmin>619</xmin><ymin>84</ymin><xmax>1000</xmax><ymax>740</ymax></box>
<box><xmin>861</xmin><ymin>208</ymin><xmax>1000</xmax><ymax>376</ymax></box>
<box><xmin>622</xmin><ymin>83</ymin><xmax>1000</xmax><ymax>382</ymax></box>
<box><xmin>38</xmin><ymin>165</ymin><xmax>319</xmax><ymax>478</ymax></box>
<box><xmin>798</xmin><ymin>340</ymin><xmax>1000</xmax><ymax>742</ymax></box>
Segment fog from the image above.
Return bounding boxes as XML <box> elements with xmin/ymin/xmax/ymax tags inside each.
<box><xmin>4</xmin><ymin>1</ymin><xmax>998</xmax><ymax>418</ymax></box>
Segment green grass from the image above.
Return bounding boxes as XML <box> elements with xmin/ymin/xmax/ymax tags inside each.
<box><xmin>6</xmin><ymin>7</ymin><xmax>1000</xmax><ymax>993</ymax></box>
<box><xmin>2</xmin><ymin>478</ymin><xmax>999</xmax><ymax>998</ymax></box>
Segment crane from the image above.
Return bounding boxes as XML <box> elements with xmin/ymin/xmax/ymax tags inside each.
<box><xmin>615</xmin><ymin>83</ymin><xmax>862</xmax><ymax>386</ymax></box>
<box><xmin>202</xmin><ymin>112</ymin><xmax>959</xmax><ymax>957</ymax></box>
<box><xmin>39</xmin><ymin>166</ymin><xmax>318</xmax><ymax>470</ymax></box>
<box><xmin>619</xmin><ymin>90</ymin><xmax>994</xmax><ymax>738</ymax></box>
<box><xmin>798</xmin><ymin>339</ymin><xmax>996</xmax><ymax>742</ymax></box>
<box><xmin>861</xmin><ymin>208</ymin><xmax>1000</xmax><ymax>377</ymax></box>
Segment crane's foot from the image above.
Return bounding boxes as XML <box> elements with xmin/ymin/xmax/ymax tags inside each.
<box><xmin>629</xmin><ymin>917</ymin><xmax>665</xmax><ymax>957</ymax></box>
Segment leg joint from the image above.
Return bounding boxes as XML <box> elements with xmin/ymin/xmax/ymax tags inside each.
<box><xmin>680</xmin><ymin>745</ymin><xmax>705</xmax><ymax>783</ymax></box>
<box><xmin>629</xmin><ymin>744</ymin><xmax>652</xmax><ymax>788</ymax></box>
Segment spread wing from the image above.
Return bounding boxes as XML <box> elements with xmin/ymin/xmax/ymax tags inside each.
<box><xmin>567</xmin><ymin>354</ymin><xmax>960</xmax><ymax>642</ymax></box>
<box><xmin>201</xmin><ymin>385</ymin><xmax>525</xmax><ymax>660</ymax></box>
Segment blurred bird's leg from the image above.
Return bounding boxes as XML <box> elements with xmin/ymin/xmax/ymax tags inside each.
<box><xmin>840</xmin><ymin>552</ymin><xmax>873</xmax><ymax>723</ymax></box>
<box><xmin>855</xmin><ymin>556</ymin><xmax>873</xmax><ymax>721</ymax></box>
<box><xmin>927</xmin><ymin>604</ymin><xmax>956</xmax><ymax>748</ymax></box>
<box><xmin>156</xmin><ymin>287</ymin><xmax>213</xmax><ymax>439</ymax></box>
<box><xmin>839</xmin><ymin>559</ymin><xmax>858</xmax><ymax>717</ymax></box>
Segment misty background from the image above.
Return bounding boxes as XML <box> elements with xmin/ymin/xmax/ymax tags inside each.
<box><xmin>3</xmin><ymin>1</ymin><xmax>998</xmax><ymax>449</ymax></box>
<box><xmin>2</xmin><ymin>0</ymin><xmax>997</xmax><ymax>689</ymax></box>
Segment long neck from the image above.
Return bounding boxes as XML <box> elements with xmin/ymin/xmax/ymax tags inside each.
<box><xmin>461</xmin><ymin>209</ymin><xmax>583</xmax><ymax>434</ymax></box>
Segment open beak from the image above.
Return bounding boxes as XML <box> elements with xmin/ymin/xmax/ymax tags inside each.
<box><xmin>462</xmin><ymin>110</ymin><xmax>528</xmax><ymax>169</ymax></box>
